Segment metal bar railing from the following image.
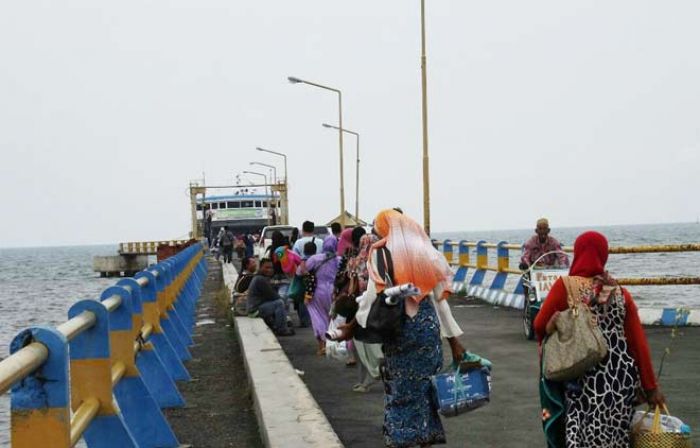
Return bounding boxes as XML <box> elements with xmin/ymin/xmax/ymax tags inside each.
<box><xmin>434</xmin><ymin>240</ymin><xmax>700</xmax><ymax>254</ymax></box>
<box><xmin>0</xmin><ymin>343</ymin><xmax>49</xmax><ymax>396</ymax></box>
<box><xmin>1</xmin><ymin>242</ymin><xmax>208</xmax><ymax>447</ymax></box>
<box><xmin>70</xmin><ymin>397</ymin><xmax>100</xmax><ymax>446</ymax></box>
<box><xmin>434</xmin><ymin>238</ymin><xmax>700</xmax><ymax>315</ymax></box>
<box><xmin>56</xmin><ymin>311</ymin><xmax>97</xmax><ymax>342</ymax></box>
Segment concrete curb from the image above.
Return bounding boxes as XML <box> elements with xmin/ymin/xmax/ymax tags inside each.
<box><xmin>221</xmin><ymin>263</ymin><xmax>344</xmax><ymax>448</ymax></box>
<box><xmin>460</xmin><ymin>283</ymin><xmax>699</xmax><ymax>326</ymax></box>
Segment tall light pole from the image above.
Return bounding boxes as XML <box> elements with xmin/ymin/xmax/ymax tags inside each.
<box><xmin>243</xmin><ymin>170</ymin><xmax>271</xmax><ymax>225</ymax></box>
<box><xmin>250</xmin><ymin>161</ymin><xmax>277</xmax><ymax>184</ymax></box>
<box><xmin>256</xmin><ymin>147</ymin><xmax>289</xmax><ymax>225</ymax></box>
<box><xmin>256</xmin><ymin>147</ymin><xmax>287</xmax><ymax>183</ymax></box>
<box><xmin>322</xmin><ymin>123</ymin><xmax>360</xmax><ymax>223</ymax></box>
<box><xmin>288</xmin><ymin>76</ymin><xmax>346</xmax><ymax>225</ymax></box>
<box><xmin>420</xmin><ymin>0</ymin><xmax>431</xmax><ymax>235</ymax></box>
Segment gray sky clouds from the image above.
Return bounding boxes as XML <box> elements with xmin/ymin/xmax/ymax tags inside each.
<box><xmin>1</xmin><ymin>1</ymin><xmax>698</xmax><ymax>247</ymax></box>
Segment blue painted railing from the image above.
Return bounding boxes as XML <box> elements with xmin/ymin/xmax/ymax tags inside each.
<box><xmin>434</xmin><ymin>240</ymin><xmax>700</xmax><ymax>326</ymax></box>
<box><xmin>0</xmin><ymin>242</ymin><xmax>207</xmax><ymax>447</ymax></box>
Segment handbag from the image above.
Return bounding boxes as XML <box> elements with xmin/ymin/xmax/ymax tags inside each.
<box><xmin>287</xmin><ymin>275</ymin><xmax>304</xmax><ymax>303</ymax></box>
<box><xmin>543</xmin><ymin>276</ymin><xmax>608</xmax><ymax>382</ymax></box>
<box><xmin>632</xmin><ymin>405</ymin><xmax>692</xmax><ymax>448</ymax></box>
<box><xmin>354</xmin><ymin>247</ymin><xmax>404</xmax><ymax>344</ymax></box>
<box><xmin>432</xmin><ymin>361</ymin><xmax>491</xmax><ymax>417</ymax></box>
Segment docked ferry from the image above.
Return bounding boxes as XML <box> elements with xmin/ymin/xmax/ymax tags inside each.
<box><xmin>195</xmin><ymin>190</ymin><xmax>281</xmax><ymax>235</ymax></box>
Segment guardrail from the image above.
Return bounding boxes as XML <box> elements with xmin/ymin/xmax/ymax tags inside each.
<box><xmin>0</xmin><ymin>242</ymin><xmax>207</xmax><ymax>447</ymax></box>
<box><xmin>118</xmin><ymin>240</ymin><xmax>191</xmax><ymax>255</ymax></box>
<box><xmin>433</xmin><ymin>240</ymin><xmax>700</xmax><ymax>325</ymax></box>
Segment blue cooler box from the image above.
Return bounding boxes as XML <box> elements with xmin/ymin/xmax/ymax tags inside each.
<box><xmin>431</xmin><ymin>366</ymin><xmax>491</xmax><ymax>417</ymax></box>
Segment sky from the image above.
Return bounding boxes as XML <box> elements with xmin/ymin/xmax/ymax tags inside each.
<box><xmin>0</xmin><ymin>1</ymin><xmax>698</xmax><ymax>247</ymax></box>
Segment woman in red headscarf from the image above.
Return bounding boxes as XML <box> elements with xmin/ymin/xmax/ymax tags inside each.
<box><xmin>355</xmin><ymin>209</ymin><xmax>466</xmax><ymax>447</ymax></box>
<box><xmin>534</xmin><ymin>231</ymin><xmax>664</xmax><ymax>448</ymax></box>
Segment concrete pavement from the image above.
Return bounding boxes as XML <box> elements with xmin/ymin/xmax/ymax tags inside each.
<box><xmin>277</xmin><ymin>295</ymin><xmax>700</xmax><ymax>447</ymax></box>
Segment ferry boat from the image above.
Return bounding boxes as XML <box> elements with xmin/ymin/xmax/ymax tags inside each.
<box><xmin>195</xmin><ymin>189</ymin><xmax>281</xmax><ymax>236</ymax></box>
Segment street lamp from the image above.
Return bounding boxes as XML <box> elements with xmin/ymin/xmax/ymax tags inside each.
<box><xmin>322</xmin><ymin>123</ymin><xmax>360</xmax><ymax>222</ymax></box>
<box><xmin>250</xmin><ymin>161</ymin><xmax>277</xmax><ymax>184</ymax></box>
<box><xmin>288</xmin><ymin>75</ymin><xmax>346</xmax><ymax>225</ymax></box>
<box><xmin>242</xmin><ymin>170</ymin><xmax>271</xmax><ymax>225</ymax></box>
<box><xmin>256</xmin><ymin>147</ymin><xmax>289</xmax><ymax>225</ymax></box>
<box><xmin>256</xmin><ymin>147</ymin><xmax>287</xmax><ymax>183</ymax></box>
<box><xmin>420</xmin><ymin>0</ymin><xmax>431</xmax><ymax>235</ymax></box>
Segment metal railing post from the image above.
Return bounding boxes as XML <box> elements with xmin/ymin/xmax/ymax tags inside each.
<box><xmin>67</xmin><ymin>299</ymin><xmax>137</xmax><ymax>447</ymax></box>
<box><xmin>101</xmin><ymin>286</ymin><xmax>181</xmax><ymax>446</ymax></box>
<box><xmin>490</xmin><ymin>241</ymin><xmax>510</xmax><ymax>290</ymax></box>
<box><xmin>470</xmin><ymin>241</ymin><xmax>488</xmax><ymax>287</ymax></box>
<box><xmin>442</xmin><ymin>240</ymin><xmax>453</xmax><ymax>265</ymax></box>
<box><xmin>10</xmin><ymin>327</ymin><xmax>70</xmax><ymax>448</ymax></box>
<box><xmin>134</xmin><ymin>270</ymin><xmax>190</xmax><ymax>382</ymax></box>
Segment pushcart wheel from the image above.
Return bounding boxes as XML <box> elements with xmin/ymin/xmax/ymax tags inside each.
<box><xmin>523</xmin><ymin>300</ymin><xmax>535</xmax><ymax>340</ymax></box>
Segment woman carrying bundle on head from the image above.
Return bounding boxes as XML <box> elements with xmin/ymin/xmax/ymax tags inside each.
<box><xmin>534</xmin><ymin>231</ymin><xmax>665</xmax><ymax>448</ymax></box>
<box><xmin>354</xmin><ymin>209</ymin><xmax>467</xmax><ymax>447</ymax></box>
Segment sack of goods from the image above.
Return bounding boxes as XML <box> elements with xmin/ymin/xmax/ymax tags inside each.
<box><xmin>431</xmin><ymin>364</ymin><xmax>491</xmax><ymax>418</ymax></box>
<box><xmin>325</xmin><ymin>317</ymin><xmax>351</xmax><ymax>363</ymax></box>
<box><xmin>631</xmin><ymin>405</ymin><xmax>692</xmax><ymax>448</ymax></box>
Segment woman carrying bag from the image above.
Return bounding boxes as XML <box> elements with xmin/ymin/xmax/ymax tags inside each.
<box><xmin>534</xmin><ymin>231</ymin><xmax>665</xmax><ymax>448</ymax></box>
<box><xmin>355</xmin><ymin>209</ymin><xmax>466</xmax><ymax>448</ymax></box>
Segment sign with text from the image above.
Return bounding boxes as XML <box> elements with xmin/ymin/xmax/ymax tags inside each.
<box><xmin>532</xmin><ymin>269</ymin><xmax>568</xmax><ymax>301</ymax></box>
<box><xmin>214</xmin><ymin>208</ymin><xmax>265</xmax><ymax>220</ymax></box>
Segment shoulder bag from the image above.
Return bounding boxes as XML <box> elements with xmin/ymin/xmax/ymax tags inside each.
<box><xmin>543</xmin><ymin>276</ymin><xmax>608</xmax><ymax>382</ymax></box>
<box><xmin>354</xmin><ymin>247</ymin><xmax>404</xmax><ymax>344</ymax></box>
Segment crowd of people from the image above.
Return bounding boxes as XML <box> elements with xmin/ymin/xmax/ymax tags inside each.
<box><xmin>226</xmin><ymin>212</ymin><xmax>665</xmax><ymax>448</ymax></box>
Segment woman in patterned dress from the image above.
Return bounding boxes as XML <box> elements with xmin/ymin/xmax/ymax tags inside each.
<box><xmin>355</xmin><ymin>209</ymin><xmax>466</xmax><ymax>447</ymax></box>
<box><xmin>534</xmin><ymin>231</ymin><xmax>665</xmax><ymax>448</ymax></box>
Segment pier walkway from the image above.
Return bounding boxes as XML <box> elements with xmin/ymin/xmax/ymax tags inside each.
<box><xmin>277</xmin><ymin>295</ymin><xmax>700</xmax><ymax>447</ymax></box>
<box><xmin>165</xmin><ymin>257</ymin><xmax>262</xmax><ymax>447</ymax></box>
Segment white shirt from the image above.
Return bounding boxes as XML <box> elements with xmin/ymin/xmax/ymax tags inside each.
<box><xmin>292</xmin><ymin>235</ymin><xmax>324</xmax><ymax>256</ymax></box>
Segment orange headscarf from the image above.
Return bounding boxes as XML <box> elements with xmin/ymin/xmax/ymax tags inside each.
<box><xmin>368</xmin><ymin>209</ymin><xmax>453</xmax><ymax>303</ymax></box>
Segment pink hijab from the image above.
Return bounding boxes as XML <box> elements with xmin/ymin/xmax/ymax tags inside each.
<box><xmin>336</xmin><ymin>228</ymin><xmax>354</xmax><ymax>256</ymax></box>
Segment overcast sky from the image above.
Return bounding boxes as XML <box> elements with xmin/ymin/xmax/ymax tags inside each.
<box><xmin>1</xmin><ymin>1</ymin><xmax>698</xmax><ymax>247</ymax></box>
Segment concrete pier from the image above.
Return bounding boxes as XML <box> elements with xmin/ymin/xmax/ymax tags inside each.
<box><xmin>165</xmin><ymin>257</ymin><xmax>262</xmax><ymax>447</ymax></box>
<box><xmin>92</xmin><ymin>254</ymin><xmax>148</xmax><ymax>277</ymax></box>
<box><xmin>216</xmin><ymin>259</ymin><xmax>699</xmax><ymax>447</ymax></box>
<box><xmin>276</xmin><ymin>295</ymin><xmax>700</xmax><ymax>447</ymax></box>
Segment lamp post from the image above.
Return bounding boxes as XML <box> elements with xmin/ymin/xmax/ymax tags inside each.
<box><xmin>250</xmin><ymin>161</ymin><xmax>277</xmax><ymax>184</ymax></box>
<box><xmin>288</xmin><ymin>76</ymin><xmax>346</xmax><ymax>225</ymax></box>
<box><xmin>256</xmin><ymin>147</ymin><xmax>287</xmax><ymax>183</ymax></box>
<box><xmin>322</xmin><ymin>123</ymin><xmax>360</xmax><ymax>223</ymax></box>
<box><xmin>243</xmin><ymin>170</ymin><xmax>271</xmax><ymax>225</ymax></box>
<box><xmin>255</xmin><ymin>147</ymin><xmax>289</xmax><ymax>224</ymax></box>
<box><xmin>420</xmin><ymin>0</ymin><xmax>431</xmax><ymax>235</ymax></box>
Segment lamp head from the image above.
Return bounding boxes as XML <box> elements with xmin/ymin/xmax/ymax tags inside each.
<box><xmin>322</xmin><ymin>123</ymin><xmax>333</xmax><ymax>129</ymax></box>
<box><xmin>287</xmin><ymin>76</ymin><xmax>303</xmax><ymax>84</ymax></box>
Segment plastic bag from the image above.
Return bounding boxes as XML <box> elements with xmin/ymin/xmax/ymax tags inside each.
<box><xmin>631</xmin><ymin>405</ymin><xmax>692</xmax><ymax>448</ymax></box>
<box><xmin>325</xmin><ymin>317</ymin><xmax>350</xmax><ymax>363</ymax></box>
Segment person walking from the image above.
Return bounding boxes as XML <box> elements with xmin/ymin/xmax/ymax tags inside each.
<box><xmin>292</xmin><ymin>221</ymin><xmax>323</xmax><ymax>255</ymax></box>
<box><xmin>220</xmin><ymin>226</ymin><xmax>234</xmax><ymax>264</ymax></box>
<box><xmin>345</xmin><ymin>231</ymin><xmax>385</xmax><ymax>392</ymax></box>
<box><xmin>534</xmin><ymin>231</ymin><xmax>664</xmax><ymax>448</ymax></box>
<box><xmin>297</xmin><ymin>236</ymin><xmax>339</xmax><ymax>356</ymax></box>
<box><xmin>355</xmin><ymin>209</ymin><xmax>466</xmax><ymax>447</ymax></box>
